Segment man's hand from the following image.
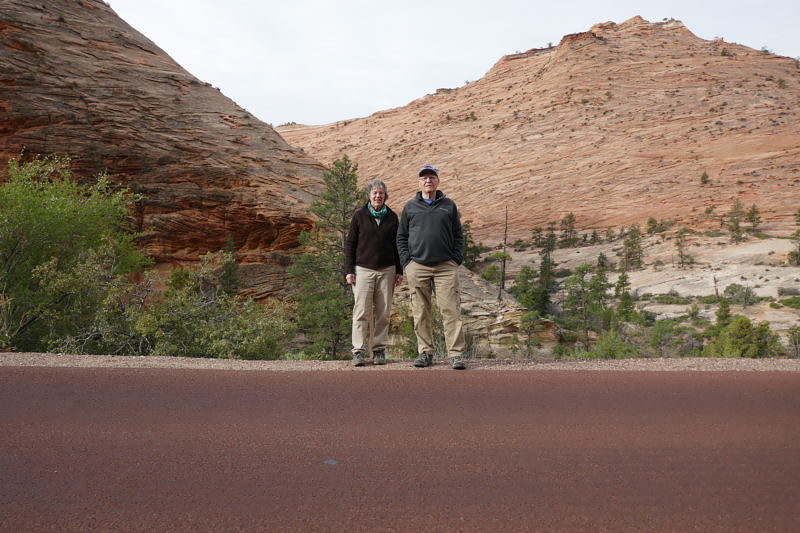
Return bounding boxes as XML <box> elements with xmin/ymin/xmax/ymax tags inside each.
<box><xmin>346</xmin><ymin>273</ymin><xmax>356</xmax><ymax>285</ymax></box>
<box><xmin>394</xmin><ymin>275</ymin><xmax>404</xmax><ymax>287</ymax></box>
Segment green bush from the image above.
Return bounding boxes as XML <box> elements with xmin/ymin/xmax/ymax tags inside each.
<box><xmin>553</xmin><ymin>268</ymin><xmax>573</xmax><ymax>278</ymax></box>
<box><xmin>787</xmin><ymin>326</ymin><xmax>800</xmax><ymax>359</ymax></box>
<box><xmin>702</xmin><ymin>316</ymin><xmax>781</xmax><ymax>358</ymax></box>
<box><xmin>633</xmin><ymin>310</ymin><xmax>658</xmax><ymax>327</ymax></box>
<box><xmin>511</xmin><ymin>239</ymin><xmax>531</xmax><ymax>251</ymax></box>
<box><xmin>0</xmin><ymin>154</ymin><xmax>149</xmax><ymax>350</ymax></box>
<box><xmin>53</xmin><ymin>252</ymin><xmax>296</xmax><ymax>360</ymax></box>
<box><xmin>139</xmin><ymin>254</ymin><xmax>294</xmax><ymax>359</ymax></box>
<box><xmin>780</xmin><ymin>297</ymin><xmax>800</xmax><ymax>310</ymax></box>
<box><xmin>723</xmin><ymin>283</ymin><xmax>758</xmax><ymax>307</ymax></box>
<box><xmin>481</xmin><ymin>264</ymin><xmax>501</xmax><ymax>283</ymax></box>
<box><xmin>569</xmin><ymin>330</ymin><xmax>640</xmax><ymax>359</ymax></box>
<box><xmin>516</xmin><ymin>311</ymin><xmax>543</xmax><ymax>357</ymax></box>
<box><xmin>653</xmin><ymin>292</ymin><xmax>692</xmax><ymax>305</ymax></box>
<box><xmin>1</xmin><ymin>154</ymin><xmax>296</xmax><ymax>358</ymax></box>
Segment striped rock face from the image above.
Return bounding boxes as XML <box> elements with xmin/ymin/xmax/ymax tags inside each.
<box><xmin>0</xmin><ymin>0</ymin><xmax>325</xmax><ymax>298</ymax></box>
<box><xmin>280</xmin><ymin>16</ymin><xmax>800</xmax><ymax>244</ymax></box>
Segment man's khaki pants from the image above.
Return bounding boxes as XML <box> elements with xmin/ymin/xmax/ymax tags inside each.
<box><xmin>404</xmin><ymin>260</ymin><xmax>465</xmax><ymax>357</ymax></box>
<box><xmin>351</xmin><ymin>265</ymin><xmax>396</xmax><ymax>354</ymax></box>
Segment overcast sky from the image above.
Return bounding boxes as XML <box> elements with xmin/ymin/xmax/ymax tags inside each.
<box><xmin>108</xmin><ymin>0</ymin><xmax>799</xmax><ymax>126</ymax></box>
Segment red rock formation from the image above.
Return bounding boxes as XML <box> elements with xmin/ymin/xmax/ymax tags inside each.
<box><xmin>280</xmin><ymin>16</ymin><xmax>800</xmax><ymax>244</ymax></box>
<box><xmin>0</xmin><ymin>0</ymin><xmax>325</xmax><ymax>298</ymax></box>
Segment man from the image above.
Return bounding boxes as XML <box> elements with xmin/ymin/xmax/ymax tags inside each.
<box><xmin>344</xmin><ymin>180</ymin><xmax>403</xmax><ymax>366</ymax></box>
<box><xmin>397</xmin><ymin>165</ymin><xmax>467</xmax><ymax>370</ymax></box>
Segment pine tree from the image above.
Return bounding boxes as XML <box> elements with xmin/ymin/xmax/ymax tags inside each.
<box><xmin>308</xmin><ymin>155</ymin><xmax>364</xmax><ymax>265</ymax></box>
<box><xmin>558</xmin><ymin>212</ymin><xmax>578</xmax><ymax>248</ymax></box>
<box><xmin>531</xmin><ymin>227</ymin><xmax>545</xmax><ymax>248</ymax></box>
<box><xmin>619</xmin><ymin>224</ymin><xmax>644</xmax><ymax>271</ymax></box>
<box><xmin>461</xmin><ymin>220</ymin><xmax>485</xmax><ymax>269</ymax></box>
<box><xmin>745</xmin><ymin>204</ymin><xmax>761</xmax><ymax>233</ymax></box>
<box><xmin>509</xmin><ymin>265</ymin><xmax>539</xmax><ymax>310</ymax></box>
<box><xmin>289</xmin><ymin>155</ymin><xmax>365</xmax><ymax>358</ymax></box>
<box><xmin>544</xmin><ymin>221</ymin><xmax>557</xmax><ymax>252</ymax></box>
<box><xmin>726</xmin><ymin>199</ymin><xmax>745</xmax><ymax>243</ymax></box>
<box><xmin>614</xmin><ymin>272</ymin><xmax>635</xmax><ymax>321</ymax></box>
<box><xmin>498</xmin><ymin>206</ymin><xmax>509</xmax><ymax>300</ymax></box>
<box><xmin>789</xmin><ymin>209</ymin><xmax>800</xmax><ymax>266</ymax></box>
<box><xmin>596</xmin><ymin>252</ymin><xmax>610</xmax><ymax>270</ymax></box>
<box><xmin>715</xmin><ymin>298</ymin><xmax>732</xmax><ymax>327</ymax></box>
<box><xmin>675</xmin><ymin>227</ymin><xmax>692</xmax><ymax>269</ymax></box>
<box><xmin>703</xmin><ymin>317</ymin><xmax>780</xmax><ymax>358</ymax></box>
<box><xmin>561</xmin><ymin>264</ymin><xmax>594</xmax><ymax>349</ymax></box>
<box><xmin>561</xmin><ymin>264</ymin><xmax>612</xmax><ymax>349</ymax></box>
<box><xmin>534</xmin><ymin>245</ymin><xmax>556</xmax><ymax>315</ymax></box>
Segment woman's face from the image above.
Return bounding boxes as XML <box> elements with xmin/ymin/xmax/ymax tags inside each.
<box><xmin>370</xmin><ymin>187</ymin><xmax>386</xmax><ymax>209</ymax></box>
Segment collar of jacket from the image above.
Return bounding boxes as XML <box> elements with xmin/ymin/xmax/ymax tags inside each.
<box><xmin>415</xmin><ymin>190</ymin><xmax>445</xmax><ymax>203</ymax></box>
<box><xmin>362</xmin><ymin>202</ymin><xmax>393</xmax><ymax>215</ymax></box>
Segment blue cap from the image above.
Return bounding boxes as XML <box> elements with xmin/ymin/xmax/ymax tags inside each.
<box><xmin>418</xmin><ymin>165</ymin><xmax>438</xmax><ymax>177</ymax></box>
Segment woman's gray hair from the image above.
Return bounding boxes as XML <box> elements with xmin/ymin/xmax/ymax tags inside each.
<box><xmin>365</xmin><ymin>179</ymin><xmax>388</xmax><ymax>199</ymax></box>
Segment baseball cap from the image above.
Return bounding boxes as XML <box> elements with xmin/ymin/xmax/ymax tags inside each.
<box><xmin>418</xmin><ymin>165</ymin><xmax>438</xmax><ymax>177</ymax></box>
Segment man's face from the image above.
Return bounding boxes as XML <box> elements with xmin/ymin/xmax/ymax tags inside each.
<box><xmin>419</xmin><ymin>173</ymin><xmax>439</xmax><ymax>194</ymax></box>
<box><xmin>369</xmin><ymin>186</ymin><xmax>386</xmax><ymax>209</ymax></box>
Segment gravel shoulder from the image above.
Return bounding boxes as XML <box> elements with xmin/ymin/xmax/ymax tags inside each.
<box><xmin>2</xmin><ymin>351</ymin><xmax>799</xmax><ymax>372</ymax></box>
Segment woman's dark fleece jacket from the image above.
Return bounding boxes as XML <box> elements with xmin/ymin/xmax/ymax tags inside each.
<box><xmin>343</xmin><ymin>204</ymin><xmax>403</xmax><ymax>275</ymax></box>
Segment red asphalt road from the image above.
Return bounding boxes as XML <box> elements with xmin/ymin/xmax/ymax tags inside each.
<box><xmin>1</xmin><ymin>367</ymin><xmax>799</xmax><ymax>532</ymax></box>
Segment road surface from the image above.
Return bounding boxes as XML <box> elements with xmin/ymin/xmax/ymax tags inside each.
<box><xmin>2</xmin><ymin>366</ymin><xmax>799</xmax><ymax>531</ymax></box>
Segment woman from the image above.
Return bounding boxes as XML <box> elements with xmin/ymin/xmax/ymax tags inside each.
<box><xmin>343</xmin><ymin>180</ymin><xmax>403</xmax><ymax>366</ymax></box>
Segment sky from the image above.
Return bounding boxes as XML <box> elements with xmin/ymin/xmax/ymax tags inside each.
<box><xmin>108</xmin><ymin>0</ymin><xmax>799</xmax><ymax>127</ymax></box>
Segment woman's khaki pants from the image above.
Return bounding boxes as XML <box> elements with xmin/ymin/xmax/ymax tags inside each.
<box><xmin>351</xmin><ymin>265</ymin><xmax>396</xmax><ymax>354</ymax></box>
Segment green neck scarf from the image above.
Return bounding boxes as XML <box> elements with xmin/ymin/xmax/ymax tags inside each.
<box><xmin>368</xmin><ymin>203</ymin><xmax>387</xmax><ymax>219</ymax></box>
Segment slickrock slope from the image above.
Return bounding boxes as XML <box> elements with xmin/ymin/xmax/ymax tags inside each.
<box><xmin>280</xmin><ymin>17</ymin><xmax>800</xmax><ymax>244</ymax></box>
<box><xmin>0</xmin><ymin>0</ymin><xmax>325</xmax><ymax>298</ymax></box>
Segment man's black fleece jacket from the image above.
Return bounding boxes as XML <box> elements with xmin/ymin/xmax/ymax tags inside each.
<box><xmin>397</xmin><ymin>190</ymin><xmax>464</xmax><ymax>268</ymax></box>
<box><xmin>343</xmin><ymin>204</ymin><xmax>403</xmax><ymax>275</ymax></box>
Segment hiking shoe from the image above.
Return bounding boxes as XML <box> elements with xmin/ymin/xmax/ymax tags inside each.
<box><xmin>451</xmin><ymin>357</ymin><xmax>466</xmax><ymax>370</ymax></box>
<box><xmin>373</xmin><ymin>349</ymin><xmax>387</xmax><ymax>365</ymax></box>
<box><xmin>352</xmin><ymin>351</ymin><xmax>366</xmax><ymax>367</ymax></box>
<box><xmin>413</xmin><ymin>352</ymin><xmax>433</xmax><ymax>368</ymax></box>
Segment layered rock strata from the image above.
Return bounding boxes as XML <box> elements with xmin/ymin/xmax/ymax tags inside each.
<box><xmin>0</xmin><ymin>0</ymin><xmax>325</xmax><ymax>298</ymax></box>
<box><xmin>280</xmin><ymin>16</ymin><xmax>800</xmax><ymax>244</ymax></box>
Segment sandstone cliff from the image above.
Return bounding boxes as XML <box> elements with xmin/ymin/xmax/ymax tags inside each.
<box><xmin>0</xmin><ymin>0</ymin><xmax>325</xmax><ymax>298</ymax></box>
<box><xmin>280</xmin><ymin>16</ymin><xmax>800</xmax><ymax>244</ymax></box>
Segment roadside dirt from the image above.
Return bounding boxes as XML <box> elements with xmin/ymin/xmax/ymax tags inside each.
<box><xmin>2</xmin><ymin>351</ymin><xmax>799</xmax><ymax>372</ymax></box>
